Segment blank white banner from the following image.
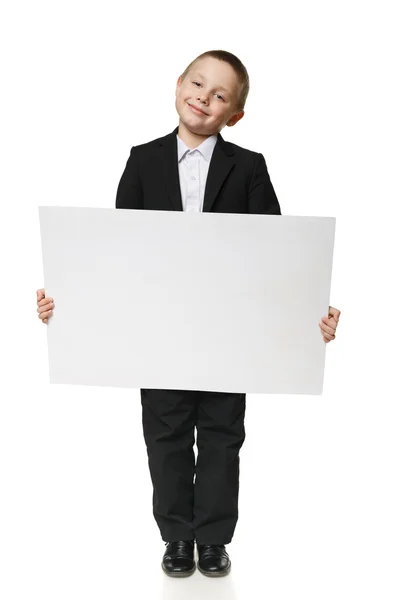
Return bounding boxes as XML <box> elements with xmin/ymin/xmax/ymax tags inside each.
<box><xmin>38</xmin><ymin>207</ymin><xmax>335</xmax><ymax>394</ymax></box>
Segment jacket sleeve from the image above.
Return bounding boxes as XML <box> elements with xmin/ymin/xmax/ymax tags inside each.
<box><xmin>248</xmin><ymin>152</ymin><xmax>281</xmax><ymax>215</ymax></box>
<box><xmin>115</xmin><ymin>146</ymin><xmax>144</xmax><ymax>209</ymax></box>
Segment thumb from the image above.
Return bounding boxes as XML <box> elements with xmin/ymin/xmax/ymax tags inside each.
<box><xmin>36</xmin><ymin>288</ymin><xmax>45</xmax><ymax>301</ymax></box>
<box><xmin>328</xmin><ymin>306</ymin><xmax>341</xmax><ymax>323</ymax></box>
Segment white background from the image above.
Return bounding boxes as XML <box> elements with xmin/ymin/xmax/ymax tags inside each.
<box><xmin>1</xmin><ymin>1</ymin><xmax>399</xmax><ymax>598</ymax></box>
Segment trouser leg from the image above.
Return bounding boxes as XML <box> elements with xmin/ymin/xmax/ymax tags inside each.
<box><xmin>193</xmin><ymin>390</ymin><xmax>246</xmax><ymax>545</ymax></box>
<box><xmin>140</xmin><ymin>388</ymin><xmax>197</xmax><ymax>541</ymax></box>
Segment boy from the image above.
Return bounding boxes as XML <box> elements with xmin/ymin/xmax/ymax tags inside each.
<box><xmin>36</xmin><ymin>50</ymin><xmax>340</xmax><ymax>578</ymax></box>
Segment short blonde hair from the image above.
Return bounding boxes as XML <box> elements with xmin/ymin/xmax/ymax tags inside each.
<box><xmin>180</xmin><ymin>49</ymin><xmax>249</xmax><ymax>112</ymax></box>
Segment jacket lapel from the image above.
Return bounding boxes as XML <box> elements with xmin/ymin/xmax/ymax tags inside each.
<box><xmin>159</xmin><ymin>125</ymin><xmax>236</xmax><ymax>212</ymax></box>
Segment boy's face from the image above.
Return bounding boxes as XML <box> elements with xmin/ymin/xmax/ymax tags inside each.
<box><xmin>175</xmin><ymin>56</ymin><xmax>244</xmax><ymax>136</ymax></box>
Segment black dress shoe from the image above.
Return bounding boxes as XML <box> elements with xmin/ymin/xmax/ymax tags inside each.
<box><xmin>197</xmin><ymin>544</ymin><xmax>231</xmax><ymax>577</ymax></box>
<box><xmin>162</xmin><ymin>540</ymin><xmax>196</xmax><ymax>577</ymax></box>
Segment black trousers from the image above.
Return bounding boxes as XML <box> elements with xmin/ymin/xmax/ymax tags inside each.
<box><xmin>140</xmin><ymin>388</ymin><xmax>246</xmax><ymax>545</ymax></box>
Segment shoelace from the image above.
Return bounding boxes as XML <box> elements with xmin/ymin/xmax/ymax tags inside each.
<box><xmin>164</xmin><ymin>540</ymin><xmax>194</xmax><ymax>557</ymax></box>
<box><xmin>197</xmin><ymin>544</ymin><xmax>228</xmax><ymax>558</ymax></box>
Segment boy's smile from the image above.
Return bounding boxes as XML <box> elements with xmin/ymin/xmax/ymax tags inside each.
<box><xmin>188</xmin><ymin>103</ymin><xmax>209</xmax><ymax>116</ymax></box>
<box><xmin>175</xmin><ymin>56</ymin><xmax>244</xmax><ymax>148</ymax></box>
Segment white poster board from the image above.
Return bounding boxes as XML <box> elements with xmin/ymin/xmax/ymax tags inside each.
<box><xmin>38</xmin><ymin>207</ymin><xmax>335</xmax><ymax>394</ymax></box>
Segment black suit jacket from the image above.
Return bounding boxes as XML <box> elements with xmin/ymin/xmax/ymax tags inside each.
<box><xmin>116</xmin><ymin>125</ymin><xmax>281</xmax><ymax>215</ymax></box>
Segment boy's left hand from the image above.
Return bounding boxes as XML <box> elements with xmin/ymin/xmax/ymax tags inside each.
<box><xmin>319</xmin><ymin>306</ymin><xmax>340</xmax><ymax>343</ymax></box>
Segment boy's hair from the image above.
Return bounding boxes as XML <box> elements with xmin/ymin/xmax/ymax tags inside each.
<box><xmin>180</xmin><ymin>50</ymin><xmax>249</xmax><ymax>112</ymax></box>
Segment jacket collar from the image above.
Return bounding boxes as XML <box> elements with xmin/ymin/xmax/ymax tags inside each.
<box><xmin>158</xmin><ymin>125</ymin><xmax>236</xmax><ymax>212</ymax></box>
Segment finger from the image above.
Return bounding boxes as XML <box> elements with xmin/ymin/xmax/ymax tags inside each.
<box><xmin>319</xmin><ymin>323</ymin><xmax>335</xmax><ymax>339</ymax></box>
<box><xmin>320</xmin><ymin>317</ymin><xmax>336</xmax><ymax>335</ymax></box>
<box><xmin>38</xmin><ymin>309</ymin><xmax>53</xmax><ymax>320</ymax></box>
<box><xmin>38</xmin><ymin>297</ymin><xmax>54</xmax><ymax>307</ymax></box>
<box><xmin>328</xmin><ymin>306</ymin><xmax>341</xmax><ymax>321</ymax></box>
<box><xmin>36</xmin><ymin>302</ymin><xmax>54</xmax><ymax>314</ymax></box>
<box><xmin>36</xmin><ymin>288</ymin><xmax>45</xmax><ymax>301</ymax></box>
<box><xmin>320</xmin><ymin>325</ymin><xmax>335</xmax><ymax>338</ymax></box>
<box><xmin>321</xmin><ymin>328</ymin><xmax>335</xmax><ymax>341</ymax></box>
<box><xmin>37</xmin><ymin>298</ymin><xmax>54</xmax><ymax>309</ymax></box>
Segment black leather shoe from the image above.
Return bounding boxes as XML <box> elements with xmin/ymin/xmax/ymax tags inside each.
<box><xmin>197</xmin><ymin>544</ymin><xmax>231</xmax><ymax>577</ymax></box>
<box><xmin>162</xmin><ymin>540</ymin><xmax>196</xmax><ymax>577</ymax></box>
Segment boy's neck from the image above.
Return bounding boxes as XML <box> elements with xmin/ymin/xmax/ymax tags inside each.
<box><xmin>177</xmin><ymin>120</ymin><xmax>217</xmax><ymax>149</ymax></box>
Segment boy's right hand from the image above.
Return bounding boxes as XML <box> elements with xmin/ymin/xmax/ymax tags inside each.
<box><xmin>36</xmin><ymin>288</ymin><xmax>54</xmax><ymax>324</ymax></box>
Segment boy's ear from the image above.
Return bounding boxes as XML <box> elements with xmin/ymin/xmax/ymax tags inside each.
<box><xmin>226</xmin><ymin>110</ymin><xmax>245</xmax><ymax>127</ymax></box>
<box><xmin>175</xmin><ymin>76</ymin><xmax>182</xmax><ymax>94</ymax></box>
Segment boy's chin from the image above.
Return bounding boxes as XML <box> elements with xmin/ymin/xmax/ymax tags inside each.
<box><xmin>183</xmin><ymin>124</ymin><xmax>214</xmax><ymax>137</ymax></box>
<box><xmin>179</xmin><ymin>116</ymin><xmax>215</xmax><ymax>135</ymax></box>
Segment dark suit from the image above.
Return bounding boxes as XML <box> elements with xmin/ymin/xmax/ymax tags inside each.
<box><xmin>116</xmin><ymin>125</ymin><xmax>281</xmax><ymax>544</ymax></box>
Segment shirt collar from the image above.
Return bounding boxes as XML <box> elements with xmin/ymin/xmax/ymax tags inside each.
<box><xmin>177</xmin><ymin>133</ymin><xmax>218</xmax><ymax>163</ymax></box>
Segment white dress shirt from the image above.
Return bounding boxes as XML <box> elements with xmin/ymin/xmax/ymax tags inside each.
<box><xmin>176</xmin><ymin>133</ymin><xmax>218</xmax><ymax>212</ymax></box>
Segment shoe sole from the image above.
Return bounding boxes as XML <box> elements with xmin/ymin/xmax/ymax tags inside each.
<box><xmin>197</xmin><ymin>563</ymin><xmax>231</xmax><ymax>577</ymax></box>
<box><xmin>161</xmin><ymin>562</ymin><xmax>196</xmax><ymax>577</ymax></box>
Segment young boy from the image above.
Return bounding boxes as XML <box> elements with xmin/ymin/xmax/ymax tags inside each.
<box><xmin>36</xmin><ymin>49</ymin><xmax>340</xmax><ymax>578</ymax></box>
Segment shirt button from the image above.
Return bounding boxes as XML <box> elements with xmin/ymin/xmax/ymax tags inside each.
<box><xmin>191</xmin><ymin>176</ymin><xmax>196</xmax><ymax>180</ymax></box>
